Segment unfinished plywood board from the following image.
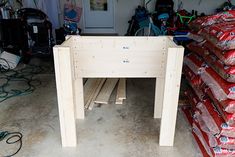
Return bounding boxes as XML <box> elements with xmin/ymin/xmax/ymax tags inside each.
<box><xmin>71</xmin><ymin>36</ymin><xmax>167</xmax><ymax>79</ymax></box>
<box><xmin>115</xmin><ymin>78</ymin><xmax>126</xmax><ymax>104</ymax></box>
<box><xmin>94</xmin><ymin>78</ymin><xmax>119</xmax><ymax>104</ymax></box>
<box><xmin>53</xmin><ymin>36</ymin><xmax>184</xmax><ymax>148</ymax></box>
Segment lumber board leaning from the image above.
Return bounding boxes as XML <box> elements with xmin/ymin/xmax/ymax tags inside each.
<box><xmin>84</xmin><ymin>79</ymin><xmax>103</xmax><ymax>109</ymax></box>
<box><xmin>115</xmin><ymin>78</ymin><xmax>126</xmax><ymax>104</ymax></box>
<box><xmin>53</xmin><ymin>46</ymin><xmax>77</xmax><ymax>147</ymax></box>
<box><xmin>94</xmin><ymin>78</ymin><xmax>119</xmax><ymax>104</ymax></box>
<box><xmin>88</xmin><ymin>78</ymin><xmax>106</xmax><ymax>110</ymax></box>
<box><xmin>84</xmin><ymin>79</ymin><xmax>99</xmax><ymax>106</ymax></box>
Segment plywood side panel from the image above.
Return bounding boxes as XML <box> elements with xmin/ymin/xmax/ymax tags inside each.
<box><xmin>70</xmin><ymin>36</ymin><xmax>167</xmax><ymax>51</ymax></box>
<box><xmin>73</xmin><ymin>50</ymin><xmax>166</xmax><ymax>78</ymax></box>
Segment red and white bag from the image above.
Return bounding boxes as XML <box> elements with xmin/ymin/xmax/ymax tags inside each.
<box><xmin>205</xmin><ymin>89</ymin><xmax>235</xmax><ymax>128</ymax></box>
<box><xmin>184</xmin><ymin>53</ymin><xmax>235</xmax><ymax>101</ymax></box>
<box><xmin>187</xmin><ymin>42</ymin><xmax>235</xmax><ymax>83</ymax></box>
<box><xmin>201</xmin><ymin>66</ymin><xmax>235</xmax><ymax>101</ymax></box>
<box><xmin>182</xmin><ymin>107</ymin><xmax>235</xmax><ymax>157</ymax></box>
<box><xmin>193</xmin><ymin>121</ymin><xmax>235</xmax><ymax>157</ymax></box>
<box><xmin>189</xmin><ymin>10</ymin><xmax>235</xmax><ymax>32</ymax></box>
<box><xmin>185</xmin><ymin>87</ymin><xmax>235</xmax><ymax>137</ymax></box>
<box><xmin>183</xmin><ymin>65</ymin><xmax>204</xmax><ymax>89</ymax></box>
<box><xmin>204</xmin><ymin>41</ymin><xmax>235</xmax><ymax>66</ymax></box>
<box><xmin>184</xmin><ymin>53</ymin><xmax>204</xmax><ymax>74</ymax></box>
<box><xmin>205</xmin><ymin>88</ymin><xmax>235</xmax><ymax>114</ymax></box>
<box><xmin>200</xmin><ymin>22</ymin><xmax>235</xmax><ymax>51</ymax></box>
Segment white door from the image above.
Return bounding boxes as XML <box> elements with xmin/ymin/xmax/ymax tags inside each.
<box><xmin>83</xmin><ymin>0</ymin><xmax>115</xmax><ymax>33</ymax></box>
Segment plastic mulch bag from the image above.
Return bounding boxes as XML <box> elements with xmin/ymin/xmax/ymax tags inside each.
<box><xmin>187</xmin><ymin>42</ymin><xmax>235</xmax><ymax>83</ymax></box>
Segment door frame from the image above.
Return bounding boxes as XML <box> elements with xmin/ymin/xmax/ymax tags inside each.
<box><xmin>82</xmin><ymin>0</ymin><xmax>116</xmax><ymax>34</ymax></box>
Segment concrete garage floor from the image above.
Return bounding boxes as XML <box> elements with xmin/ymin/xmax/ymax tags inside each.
<box><xmin>0</xmin><ymin>61</ymin><xmax>200</xmax><ymax>157</ymax></box>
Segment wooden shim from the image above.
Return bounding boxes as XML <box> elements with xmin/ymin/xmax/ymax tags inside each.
<box><xmin>94</xmin><ymin>78</ymin><xmax>119</xmax><ymax>104</ymax></box>
<box><xmin>115</xmin><ymin>78</ymin><xmax>126</xmax><ymax>104</ymax></box>
<box><xmin>84</xmin><ymin>79</ymin><xmax>103</xmax><ymax>109</ymax></box>
<box><xmin>88</xmin><ymin>78</ymin><xmax>106</xmax><ymax>110</ymax></box>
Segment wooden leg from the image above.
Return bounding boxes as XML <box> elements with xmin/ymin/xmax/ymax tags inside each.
<box><xmin>74</xmin><ymin>78</ymin><xmax>85</xmax><ymax>119</ymax></box>
<box><xmin>53</xmin><ymin>47</ymin><xmax>77</xmax><ymax>147</ymax></box>
<box><xmin>154</xmin><ymin>77</ymin><xmax>165</xmax><ymax>119</ymax></box>
<box><xmin>159</xmin><ymin>47</ymin><xmax>184</xmax><ymax>146</ymax></box>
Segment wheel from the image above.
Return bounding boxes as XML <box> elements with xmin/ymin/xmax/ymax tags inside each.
<box><xmin>135</xmin><ymin>27</ymin><xmax>156</xmax><ymax>36</ymax></box>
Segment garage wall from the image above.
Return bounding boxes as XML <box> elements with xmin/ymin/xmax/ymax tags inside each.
<box><xmin>59</xmin><ymin>0</ymin><xmax>235</xmax><ymax>35</ymax></box>
<box><xmin>115</xmin><ymin>0</ymin><xmax>143</xmax><ymax>35</ymax></box>
<box><xmin>60</xmin><ymin>0</ymin><xmax>143</xmax><ymax>35</ymax></box>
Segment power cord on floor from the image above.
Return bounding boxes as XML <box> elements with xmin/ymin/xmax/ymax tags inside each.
<box><xmin>0</xmin><ymin>60</ymin><xmax>43</xmax><ymax>103</ymax></box>
<box><xmin>0</xmin><ymin>131</ymin><xmax>23</xmax><ymax>157</ymax></box>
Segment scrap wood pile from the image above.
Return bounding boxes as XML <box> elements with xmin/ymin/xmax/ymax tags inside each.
<box><xmin>182</xmin><ymin>10</ymin><xmax>235</xmax><ymax>157</ymax></box>
<box><xmin>84</xmin><ymin>78</ymin><xmax>126</xmax><ymax>110</ymax></box>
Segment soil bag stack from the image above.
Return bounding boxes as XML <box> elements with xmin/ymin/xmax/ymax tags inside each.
<box><xmin>183</xmin><ymin>10</ymin><xmax>235</xmax><ymax>157</ymax></box>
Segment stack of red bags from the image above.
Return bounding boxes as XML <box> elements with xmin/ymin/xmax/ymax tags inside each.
<box><xmin>183</xmin><ymin>10</ymin><xmax>235</xmax><ymax>157</ymax></box>
<box><xmin>183</xmin><ymin>53</ymin><xmax>235</xmax><ymax>157</ymax></box>
<box><xmin>189</xmin><ymin>10</ymin><xmax>235</xmax><ymax>50</ymax></box>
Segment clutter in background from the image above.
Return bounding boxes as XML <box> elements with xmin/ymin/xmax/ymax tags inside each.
<box><xmin>0</xmin><ymin>0</ymin><xmax>84</xmax><ymax>62</ymax></box>
<box><xmin>55</xmin><ymin>0</ymin><xmax>82</xmax><ymax>44</ymax></box>
<box><xmin>183</xmin><ymin>9</ymin><xmax>235</xmax><ymax>157</ymax></box>
<box><xmin>64</xmin><ymin>0</ymin><xmax>82</xmax><ymax>35</ymax></box>
<box><xmin>22</xmin><ymin>0</ymin><xmax>60</xmax><ymax>28</ymax></box>
<box><xmin>216</xmin><ymin>0</ymin><xmax>235</xmax><ymax>12</ymax></box>
<box><xmin>125</xmin><ymin>0</ymin><xmax>200</xmax><ymax>46</ymax></box>
<box><xmin>0</xmin><ymin>0</ymin><xmax>53</xmax><ymax>63</ymax></box>
<box><xmin>126</xmin><ymin>0</ymin><xmax>175</xmax><ymax>36</ymax></box>
<box><xmin>0</xmin><ymin>51</ymin><xmax>20</xmax><ymax>69</ymax></box>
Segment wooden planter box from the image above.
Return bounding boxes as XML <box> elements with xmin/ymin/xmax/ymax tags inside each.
<box><xmin>53</xmin><ymin>36</ymin><xmax>184</xmax><ymax>147</ymax></box>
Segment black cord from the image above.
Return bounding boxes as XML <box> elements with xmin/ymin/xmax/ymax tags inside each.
<box><xmin>0</xmin><ymin>65</ymin><xmax>43</xmax><ymax>103</ymax></box>
<box><xmin>0</xmin><ymin>132</ymin><xmax>23</xmax><ymax>157</ymax></box>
